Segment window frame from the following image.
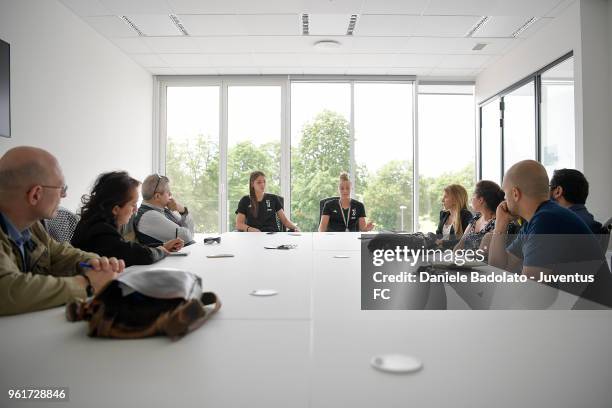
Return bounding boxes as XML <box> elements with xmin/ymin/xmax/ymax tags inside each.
<box><xmin>477</xmin><ymin>51</ymin><xmax>574</xmax><ymax>181</ymax></box>
<box><xmin>155</xmin><ymin>75</ymin><xmax>476</xmax><ymax>233</ymax></box>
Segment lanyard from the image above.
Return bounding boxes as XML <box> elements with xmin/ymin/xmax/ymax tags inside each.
<box><xmin>339</xmin><ymin>199</ymin><xmax>351</xmax><ymax>232</ymax></box>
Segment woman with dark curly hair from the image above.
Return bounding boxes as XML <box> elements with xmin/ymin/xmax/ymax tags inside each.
<box><xmin>71</xmin><ymin>171</ymin><xmax>183</xmax><ymax>267</ymax></box>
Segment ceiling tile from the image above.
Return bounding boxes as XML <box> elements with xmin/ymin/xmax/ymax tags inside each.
<box><xmin>309</xmin><ymin>14</ymin><xmax>352</xmax><ymax>36</ymax></box>
<box><xmin>168</xmin><ymin>0</ymin><xmax>307</xmax><ymax>14</ymax></box>
<box><xmin>303</xmin><ymin>67</ymin><xmax>348</xmax><ymax>74</ymax></box>
<box><xmin>260</xmin><ymin>67</ymin><xmax>304</xmax><ymax>74</ymax></box>
<box><xmin>349</xmin><ymin>53</ymin><xmax>397</xmax><ymax>67</ymax></box>
<box><xmin>423</xmin><ymin>0</ymin><xmax>497</xmax><ymax>16</ymax></box>
<box><xmin>129</xmin><ymin>53</ymin><xmax>168</xmax><ymax>67</ymax></box>
<box><xmin>252</xmin><ymin>53</ymin><xmax>303</xmax><ymax>66</ymax></box>
<box><xmin>393</xmin><ymin>53</ymin><xmax>445</xmax><ymax>67</ymax></box>
<box><xmin>345</xmin><ymin>67</ymin><xmax>389</xmax><ymax>75</ymax></box>
<box><xmin>412</xmin><ymin>15</ymin><xmax>482</xmax><ymax>37</ymax></box>
<box><xmin>387</xmin><ymin>67</ymin><xmax>431</xmax><ymax>75</ymax></box>
<box><xmin>85</xmin><ymin>16</ymin><xmax>139</xmax><ymax>37</ymax></box>
<box><xmin>209</xmin><ymin>54</ymin><xmax>255</xmax><ymax>67</ymax></box>
<box><xmin>351</xmin><ymin>37</ymin><xmax>413</xmax><ymax>52</ymax></box>
<box><xmin>473</xmin><ymin>16</ymin><xmax>534</xmax><ymax>37</ymax></box>
<box><xmin>159</xmin><ymin>53</ymin><xmax>214</xmax><ymax>67</ymax></box>
<box><xmin>438</xmin><ymin>54</ymin><xmax>491</xmax><ymax>68</ymax></box>
<box><xmin>191</xmin><ymin>37</ymin><xmax>252</xmax><ymax>53</ymax></box>
<box><xmin>126</xmin><ymin>15</ymin><xmax>182</xmax><ymax>36</ymax></box>
<box><xmin>177</xmin><ymin>15</ymin><xmax>247</xmax><ymax>36</ymax></box>
<box><xmin>172</xmin><ymin>67</ymin><xmax>219</xmax><ymax>75</ymax></box>
<box><xmin>59</xmin><ymin>0</ymin><xmax>112</xmax><ymax>16</ymax></box>
<box><xmin>545</xmin><ymin>0</ymin><xmax>575</xmax><ymax>17</ymax></box>
<box><xmin>217</xmin><ymin>67</ymin><xmax>261</xmax><ymax>74</ymax></box>
<box><xmin>236</xmin><ymin>14</ymin><xmax>301</xmax><ymax>36</ymax></box>
<box><xmin>361</xmin><ymin>0</ymin><xmax>428</xmax><ymax>14</ymax></box>
<box><xmin>356</xmin><ymin>15</ymin><xmax>419</xmax><ymax>36</ymax></box>
<box><xmin>98</xmin><ymin>0</ymin><xmax>172</xmax><ymax>14</ymax></box>
<box><xmin>491</xmin><ymin>0</ymin><xmax>563</xmax><ymax>17</ymax></box>
<box><xmin>428</xmin><ymin>67</ymin><xmax>477</xmax><ymax>77</ymax></box>
<box><xmin>148</xmin><ymin>67</ymin><xmax>177</xmax><ymax>75</ymax></box>
<box><xmin>249</xmin><ymin>36</ymin><xmax>352</xmax><ymax>53</ymax></box>
<box><xmin>111</xmin><ymin>38</ymin><xmax>153</xmax><ymax>53</ymax></box>
<box><xmin>142</xmin><ymin>37</ymin><xmax>200</xmax><ymax>53</ymax></box>
<box><xmin>301</xmin><ymin>53</ymin><xmax>352</xmax><ymax>66</ymax></box>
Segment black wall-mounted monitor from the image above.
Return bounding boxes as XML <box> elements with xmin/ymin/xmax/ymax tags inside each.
<box><xmin>0</xmin><ymin>38</ymin><xmax>10</xmax><ymax>138</ymax></box>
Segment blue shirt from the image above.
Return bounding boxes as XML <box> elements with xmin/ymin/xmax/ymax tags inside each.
<box><xmin>0</xmin><ymin>212</ymin><xmax>32</xmax><ymax>260</ymax></box>
<box><xmin>506</xmin><ymin>200</ymin><xmax>600</xmax><ymax>267</ymax></box>
<box><xmin>569</xmin><ymin>204</ymin><xmax>603</xmax><ymax>233</ymax></box>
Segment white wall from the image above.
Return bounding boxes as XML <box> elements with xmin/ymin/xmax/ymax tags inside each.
<box><xmin>475</xmin><ymin>0</ymin><xmax>612</xmax><ymax>222</ymax></box>
<box><xmin>0</xmin><ymin>0</ymin><xmax>153</xmax><ymax>211</ymax></box>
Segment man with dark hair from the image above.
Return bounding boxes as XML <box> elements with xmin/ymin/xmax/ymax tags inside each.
<box><xmin>549</xmin><ymin>168</ymin><xmax>603</xmax><ymax>233</ymax></box>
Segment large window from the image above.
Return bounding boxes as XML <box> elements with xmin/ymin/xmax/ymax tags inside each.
<box><xmin>478</xmin><ymin>52</ymin><xmax>574</xmax><ymax>183</ymax></box>
<box><xmin>159</xmin><ymin>77</ymin><xmax>478</xmax><ymax>234</ymax></box>
<box><xmin>354</xmin><ymin>83</ymin><xmax>414</xmax><ymax>232</ymax></box>
<box><xmin>165</xmin><ymin>86</ymin><xmax>219</xmax><ymax>233</ymax></box>
<box><xmin>418</xmin><ymin>84</ymin><xmax>475</xmax><ymax>232</ymax></box>
<box><xmin>480</xmin><ymin>99</ymin><xmax>502</xmax><ymax>184</ymax></box>
<box><xmin>290</xmin><ymin>83</ymin><xmax>350</xmax><ymax>232</ymax></box>
<box><xmin>227</xmin><ymin>85</ymin><xmax>282</xmax><ymax>231</ymax></box>
<box><xmin>541</xmin><ymin>56</ymin><xmax>575</xmax><ymax>176</ymax></box>
<box><xmin>503</xmin><ymin>81</ymin><xmax>536</xmax><ymax>172</ymax></box>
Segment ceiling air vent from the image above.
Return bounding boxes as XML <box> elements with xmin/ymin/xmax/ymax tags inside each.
<box><xmin>472</xmin><ymin>43</ymin><xmax>487</xmax><ymax>51</ymax></box>
<box><xmin>346</xmin><ymin>14</ymin><xmax>358</xmax><ymax>36</ymax></box>
<box><xmin>302</xmin><ymin>13</ymin><xmax>309</xmax><ymax>35</ymax></box>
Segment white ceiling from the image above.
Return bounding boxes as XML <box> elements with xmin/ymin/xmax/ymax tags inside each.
<box><xmin>59</xmin><ymin>0</ymin><xmax>575</xmax><ymax>79</ymax></box>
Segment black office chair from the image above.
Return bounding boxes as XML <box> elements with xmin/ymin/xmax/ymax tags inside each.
<box><xmin>44</xmin><ymin>206</ymin><xmax>79</xmax><ymax>243</ymax></box>
<box><xmin>275</xmin><ymin>195</ymin><xmax>286</xmax><ymax>232</ymax></box>
<box><xmin>319</xmin><ymin>196</ymin><xmax>340</xmax><ymax>222</ymax></box>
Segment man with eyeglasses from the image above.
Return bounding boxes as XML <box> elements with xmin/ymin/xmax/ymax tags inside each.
<box><xmin>134</xmin><ymin>174</ymin><xmax>195</xmax><ymax>247</ymax></box>
<box><xmin>0</xmin><ymin>146</ymin><xmax>123</xmax><ymax>316</ymax></box>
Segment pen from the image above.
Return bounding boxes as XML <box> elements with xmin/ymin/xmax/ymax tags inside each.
<box><xmin>78</xmin><ymin>262</ymin><xmax>93</xmax><ymax>269</ymax></box>
<box><xmin>175</xmin><ymin>227</ymin><xmax>178</xmax><ymax>239</ymax></box>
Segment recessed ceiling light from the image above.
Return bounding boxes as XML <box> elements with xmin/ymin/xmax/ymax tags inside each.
<box><xmin>302</xmin><ymin>13</ymin><xmax>309</xmax><ymax>35</ymax></box>
<box><xmin>512</xmin><ymin>17</ymin><xmax>538</xmax><ymax>37</ymax></box>
<box><xmin>472</xmin><ymin>43</ymin><xmax>488</xmax><ymax>51</ymax></box>
<box><xmin>465</xmin><ymin>16</ymin><xmax>489</xmax><ymax>37</ymax></box>
<box><xmin>313</xmin><ymin>40</ymin><xmax>341</xmax><ymax>51</ymax></box>
<box><xmin>169</xmin><ymin>14</ymin><xmax>189</xmax><ymax>36</ymax></box>
<box><xmin>120</xmin><ymin>15</ymin><xmax>145</xmax><ymax>36</ymax></box>
<box><xmin>346</xmin><ymin>14</ymin><xmax>358</xmax><ymax>36</ymax></box>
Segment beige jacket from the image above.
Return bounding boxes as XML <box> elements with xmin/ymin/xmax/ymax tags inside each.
<box><xmin>0</xmin><ymin>220</ymin><xmax>98</xmax><ymax>316</ymax></box>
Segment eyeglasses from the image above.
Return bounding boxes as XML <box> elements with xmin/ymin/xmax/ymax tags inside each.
<box><xmin>153</xmin><ymin>174</ymin><xmax>169</xmax><ymax>195</ymax></box>
<box><xmin>41</xmin><ymin>185</ymin><xmax>68</xmax><ymax>195</ymax></box>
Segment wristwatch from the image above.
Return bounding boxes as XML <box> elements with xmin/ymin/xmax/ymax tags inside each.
<box><xmin>81</xmin><ymin>273</ymin><xmax>94</xmax><ymax>297</ymax></box>
<box><xmin>179</xmin><ymin>207</ymin><xmax>188</xmax><ymax>216</ymax></box>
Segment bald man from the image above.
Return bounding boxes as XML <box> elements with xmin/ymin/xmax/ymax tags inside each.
<box><xmin>0</xmin><ymin>146</ymin><xmax>123</xmax><ymax>316</ymax></box>
<box><xmin>488</xmin><ymin>160</ymin><xmax>611</xmax><ymax>307</ymax></box>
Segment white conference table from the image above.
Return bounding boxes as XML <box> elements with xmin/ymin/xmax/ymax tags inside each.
<box><xmin>1</xmin><ymin>232</ymin><xmax>611</xmax><ymax>408</ymax></box>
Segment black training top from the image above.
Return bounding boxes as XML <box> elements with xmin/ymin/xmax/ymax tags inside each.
<box><xmin>322</xmin><ymin>198</ymin><xmax>366</xmax><ymax>232</ymax></box>
<box><xmin>236</xmin><ymin>193</ymin><xmax>283</xmax><ymax>232</ymax></box>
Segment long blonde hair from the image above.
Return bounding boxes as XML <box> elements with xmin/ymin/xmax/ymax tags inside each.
<box><xmin>444</xmin><ymin>184</ymin><xmax>468</xmax><ymax>236</ymax></box>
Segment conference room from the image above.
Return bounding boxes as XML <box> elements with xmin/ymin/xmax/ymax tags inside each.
<box><xmin>1</xmin><ymin>0</ymin><xmax>611</xmax><ymax>407</ymax></box>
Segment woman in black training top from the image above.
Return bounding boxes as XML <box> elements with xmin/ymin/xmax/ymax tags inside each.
<box><xmin>235</xmin><ymin>171</ymin><xmax>299</xmax><ymax>232</ymax></box>
<box><xmin>71</xmin><ymin>171</ymin><xmax>184</xmax><ymax>266</ymax></box>
<box><xmin>319</xmin><ymin>172</ymin><xmax>374</xmax><ymax>232</ymax></box>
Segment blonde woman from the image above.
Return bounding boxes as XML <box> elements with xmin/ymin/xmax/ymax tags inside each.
<box><xmin>435</xmin><ymin>184</ymin><xmax>472</xmax><ymax>247</ymax></box>
<box><xmin>319</xmin><ymin>172</ymin><xmax>374</xmax><ymax>232</ymax></box>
